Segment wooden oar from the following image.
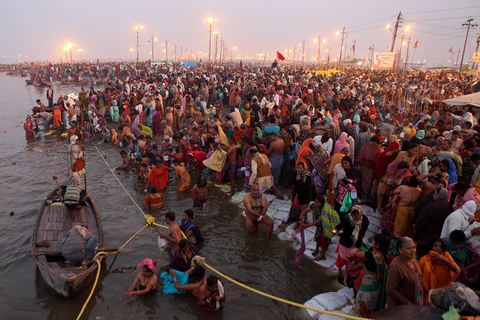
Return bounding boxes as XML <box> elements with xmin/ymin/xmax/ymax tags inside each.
<box><xmin>30</xmin><ymin>248</ymin><xmax>135</xmax><ymax>257</ymax></box>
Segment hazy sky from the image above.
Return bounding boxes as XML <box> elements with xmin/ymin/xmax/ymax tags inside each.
<box><xmin>1</xmin><ymin>0</ymin><xmax>479</xmax><ymax>67</ymax></box>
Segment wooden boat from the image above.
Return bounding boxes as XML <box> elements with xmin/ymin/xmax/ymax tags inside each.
<box><xmin>32</xmin><ymin>186</ymin><xmax>104</xmax><ymax>298</ymax></box>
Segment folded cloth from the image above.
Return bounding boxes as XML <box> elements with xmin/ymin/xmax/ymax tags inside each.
<box><xmin>160</xmin><ymin>270</ymin><xmax>189</xmax><ymax>294</ymax></box>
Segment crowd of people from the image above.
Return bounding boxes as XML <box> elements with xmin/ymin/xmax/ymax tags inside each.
<box><xmin>22</xmin><ymin>60</ymin><xmax>480</xmax><ymax>316</ymax></box>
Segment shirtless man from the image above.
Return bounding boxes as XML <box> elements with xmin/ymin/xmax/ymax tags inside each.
<box><xmin>197</xmin><ymin>275</ymin><xmax>226</xmax><ymax>312</ymax></box>
<box><xmin>115</xmin><ymin>150</ymin><xmax>133</xmax><ymax>170</ymax></box>
<box><xmin>224</xmin><ymin>136</ymin><xmax>237</xmax><ymax>197</ymax></box>
<box><xmin>159</xmin><ymin>211</ymin><xmax>182</xmax><ymax>251</ymax></box>
<box><xmin>266</xmin><ymin>133</ymin><xmax>286</xmax><ymax>194</ymax></box>
<box><xmin>243</xmin><ymin>184</ymin><xmax>274</xmax><ymax>239</ymax></box>
<box><xmin>392</xmin><ymin>176</ymin><xmax>423</xmax><ymax>237</ymax></box>
<box><xmin>191</xmin><ymin>177</ymin><xmax>209</xmax><ymax>209</ymax></box>
<box><xmin>450</xmin><ymin>130</ymin><xmax>463</xmax><ymax>154</ymax></box>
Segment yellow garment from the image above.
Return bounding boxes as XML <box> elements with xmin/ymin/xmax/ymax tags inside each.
<box><xmin>175</xmin><ymin>165</ymin><xmax>191</xmax><ymax>192</ymax></box>
<box><xmin>218</xmin><ymin>126</ymin><xmax>229</xmax><ymax>147</ymax></box>
<box><xmin>393</xmin><ymin>206</ymin><xmax>414</xmax><ymax>237</ymax></box>
<box><xmin>203</xmin><ymin>149</ymin><xmax>227</xmax><ymax>172</ymax></box>
<box><xmin>419</xmin><ymin>251</ymin><xmax>459</xmax><ymax>304</ymax></box>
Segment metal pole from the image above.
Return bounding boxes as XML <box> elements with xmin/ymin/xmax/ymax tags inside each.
<box><xmin>165</xmin><ymin>40</ymin><xmax>168</xmax><ymax>63</ymax></box>
<box><xmin>302</xmin><ymin>40</ymin><xmax>305</xmax><ymax>65</ymax></box>
<box><xmin>151</xmin><ymin>35</ymin><xmax>154</xmax><ymax>63</ymax></box>
<box><xmin>397</xmin><ymin>33</ymin><xmax>405</xmax><ymax>70</ymax></box>
<box><xmin>317</xmin><ymin>35</ymin><xmax>321</xmax><ymax>64</ymax></box>
<box><xmin>339</xmin><ymin>27</ymin><xmax>345</xmax><ymax>65</ymax></box>
<box><xmin>136</xmin><ymin>31</ymin><xmax>139</xmax><ymax>63</ymax></box>
<box><xmin>214</xmin><ymin>34</ymin><xmax>218</xmax><ymax>64</ymax></box>
<box><xmin>208</xmin><ymin>24</ymin><xmax>212</xmax><ymax>62</ymax></box>
<box><xmin>404</xmin><ymin>37</ymin><xmax>411</xmax><ymax>72</ymax></box>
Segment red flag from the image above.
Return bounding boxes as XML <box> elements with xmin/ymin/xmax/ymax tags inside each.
<box><xmin>352</xmin><ymin>44</ymin><xmax>355</xmax><ymax>53</ymax></box>
<box><xmin>277</xmin><ymin>51</ymin><xmax>285</xmax><ymax>61</ymax></box>
<box><xmin>413</xmin><ymin>39</ymin><xmax>418</xmax><ymax>49</ymax></box>
<box><xmin>449</xmin><ymin>46</ymin><xmax>453</xmax><ymax>54</ymax></box>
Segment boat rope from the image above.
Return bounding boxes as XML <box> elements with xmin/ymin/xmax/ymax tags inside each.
<box><xmin>76</xmin><ymin>222</ymin><xmax>151</xmax><ymax>320</ymax></box>
<box><xmin>87</xmin><ymin>141</ymin><xmax>370</xmax><ymax>320</ymax></box>
<box><xmin>75</xmin><ymin>259</ymin><xmax>101</xmax><ymax>320</ymax></box>
<box><xmin>91</xmin><ymin>141</ymin><xmax>148</xmax><ymax>220</ymax></box>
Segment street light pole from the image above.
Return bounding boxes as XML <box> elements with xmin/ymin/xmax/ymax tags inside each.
<box><xmin>213</xmin><ymin>31</ymin><xmax>218</xmax><ymax>64</ymax></box>
<box><xmin>404</xmin><ymin>37</ymin><xmax>411</xmax><ymax>72</ymax></box>
<box><xmin>204</xmin><ymin>17</ymin><xmax>217</xmax><ymax>63</ymax></box>
<box><xmin>148</xmin><ymin>35</ymin><xmax>157</xmax><ymax>63</ymax></box>
<box><xmin>134</xmin><ymin>25</ymin><xmax>143</xmax><ymax>63</ymax></box>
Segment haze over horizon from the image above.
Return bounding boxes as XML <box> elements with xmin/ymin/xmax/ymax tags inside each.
<box><xmin>1</xmin><ymin>0</ymin><xmax>480</xmax><ymax>68</ymax></box>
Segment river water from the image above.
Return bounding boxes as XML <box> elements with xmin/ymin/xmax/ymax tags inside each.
<box><xmin>0</xmin><ymin>73</ymin><xmax>340</xmax><ymax>320</ymax></box>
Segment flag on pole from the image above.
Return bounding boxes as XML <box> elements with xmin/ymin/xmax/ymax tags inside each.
<box><xmin>449</xmin><ymin>47</ymin><xmax>453</xmax><ymax>54</ymax></box>
<box><xmin>413</xmin><ymin>39</ymin><xmax>418</xmax><ymax>49</ymax></box>
<box><xmin>276</xmin><ymin>51</ymin><xmax>285</xmax><ymax>61</ymax></box>
<box><xmin>352</xmin><ymin>44</ymin><xmax>355</xmax><ymax>54</ymax></box>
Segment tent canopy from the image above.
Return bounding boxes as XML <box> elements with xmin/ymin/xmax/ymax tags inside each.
<box><xmin>443</xmin><ymin>92</ymin><xmax>480</xmax><ymax>107</ymax></box>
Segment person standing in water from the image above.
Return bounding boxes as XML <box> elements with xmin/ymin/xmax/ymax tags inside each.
<box><xmin>243</xmin><ymin>184</ymin><xmax>273</xmax><ymax>239</ymax></box>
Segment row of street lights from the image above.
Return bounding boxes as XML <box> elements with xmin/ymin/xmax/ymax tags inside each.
<box><xmin>62</xmin><ymin>42</ymin><xmax>83</xmax><ymax>63</ymax></box>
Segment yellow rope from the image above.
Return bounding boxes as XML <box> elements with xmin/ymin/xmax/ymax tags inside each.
<box><xmin>76</xmin><ymin>259</ymin><xmax>101</xmax><ymax>320</ymax></box>
<box><xmin>202</xmin><ymin>262</ymin><xmax>366</xmax><ymax>320</ymax></box>
<box><xmin>90</xmin><ymin>140</ymin><xmax>371</xmax><ymax>320</ymax></box>
<box><xmin>91</xmin><ymin>141</ymin><xmax>147</xmax><ymax>219</ymax></box>
<box><xmin>76</xmin><ymin>223</ymin><xmax>151</xmax><ymax>320</ymax></box>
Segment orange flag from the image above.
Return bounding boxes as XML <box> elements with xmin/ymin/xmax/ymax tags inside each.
<box><xmin>413</xmin><ymin>39</ymin><xmax>418</xmax><ymax>49</ymax></box>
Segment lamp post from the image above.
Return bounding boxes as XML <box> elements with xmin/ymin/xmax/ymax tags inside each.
<box><xmin>336</xmin><ymin>28</ymin><xmax>346</xmax><ymax>66</ymax></box>
<box><xmin>314</xmin><ymin>36</ymin><xmax>326</xmax><ymax>65</ymax></box>
<box><xmin>130</xmin><ymin>48</ymin><xmax>134</xmax><ymax>61</ymax></box>
<box><xmin>78</xmin><ymin>48</ymin><xmax>83</xmax><ymax>62</ymax></box>
<box><xmin>134</xmin><ymin>25</ymin><xmax>143</xmax><ymax>63</ymax></box>
<box><xmin>213</xmin><ymin>31</ymin><xmax>218</xmax><ymax>64</ymax></box>
<box><xmin>67</xmin><ymin>42</ymin><xmax>74</xmax><ymax>63</ymax></box>
<box><xmin>148</xmin><ymin>35</ymin><xmax>158</xmax><ymax>63</ymax></box>
<box><xmin>204</xmin><ymin>17</ymin><xmax>217</xmax><ymax>62</ymax></box>
<box><xmin>63</xmin><ymin>47</ymin><xmax>68</xmax><ymax>63</ymax></box>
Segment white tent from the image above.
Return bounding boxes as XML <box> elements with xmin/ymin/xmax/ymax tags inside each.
<box><xmin>443</xmin><ymin>92</ymin><xmax>480</xmax><ymax>107</ymax></box>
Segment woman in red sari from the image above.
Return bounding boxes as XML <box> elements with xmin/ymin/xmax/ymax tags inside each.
<box><xmin>374</xmin><ymin>139</ymin><xmax>400</xmax><ymax>181</ymax></box>
<box><xmin>147</xmin><ymin>161</ymin><xmax>171</xmax><ymax>191</ymax></box>
<box><xmin>24</xmin><ymin>117</ymin><xmax>34</xmax><ymax>138</ymax></box>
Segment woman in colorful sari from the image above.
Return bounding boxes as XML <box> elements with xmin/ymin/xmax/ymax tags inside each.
<box><xmin>151</xmin><ymin>108</ymin><xmax>162</xmax><ymax>138</ymax></box>
<box><xmin>24</xmin><ymin>117</ymin><xmax>34</xmax><ymax>138</ymax></box>
<box><xmin>440</xmin><ymin>158</ymin><xmax>457</xmax><ymax>186</ymax></box>
<box><xmin>173</xmin><ymin>159</ymin><xmax>191</xmax><ymax>192</ymax></box>
<box><xmin>333</xmin><ymin>132</ymin><xmax>350</xmax><ymax>156</ymax></box>
<box><xmin>180</xmin><ymin>209</ymin><xmax>204</xmax><ymax>245</ymax></box>
<box><xmin>295</xmin><ymin>138</ymin><xmax>314</xmax><ymax>171</ymax></box>
<box><xmin>170</xmin><ymin>239</ymin><xmax>199</xmax><ymax>273</ymax></box>
<box><xmin>350</xmin><ymin>233</ymin><xmax>390</xmax><ymax>316</ymax></box>
<box><xmin>374</xmin><ymin>138</ymin><xmax>400</xmax><ymax>182</ymax></box>
<box><xmin>110</xmin><ymin>100</ymin><xmax>119</xmax><ymax>123</ymax></box>
<box><xmin>145</xmin><ymin>103</ymin><xmax>153</xmax><ymax>128</ymax></box>
<box><xmin>377</xmin><ymin>161</ymin><xmax>412</xmax><ymax>231</ymax></box>
<box><xmin>419</xmin><ymin>236</ymin><xmax>459</xmax><ymax>304</ymax></box>
<box><xmin>326</xmin><ymin>147</ymin><xmax>348</xmax><ymax>206</ymax></box>
<box><xmin>147</xmin><ymin>160</ymin><xmax>170</xmax><ymax>191</ymax></box>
